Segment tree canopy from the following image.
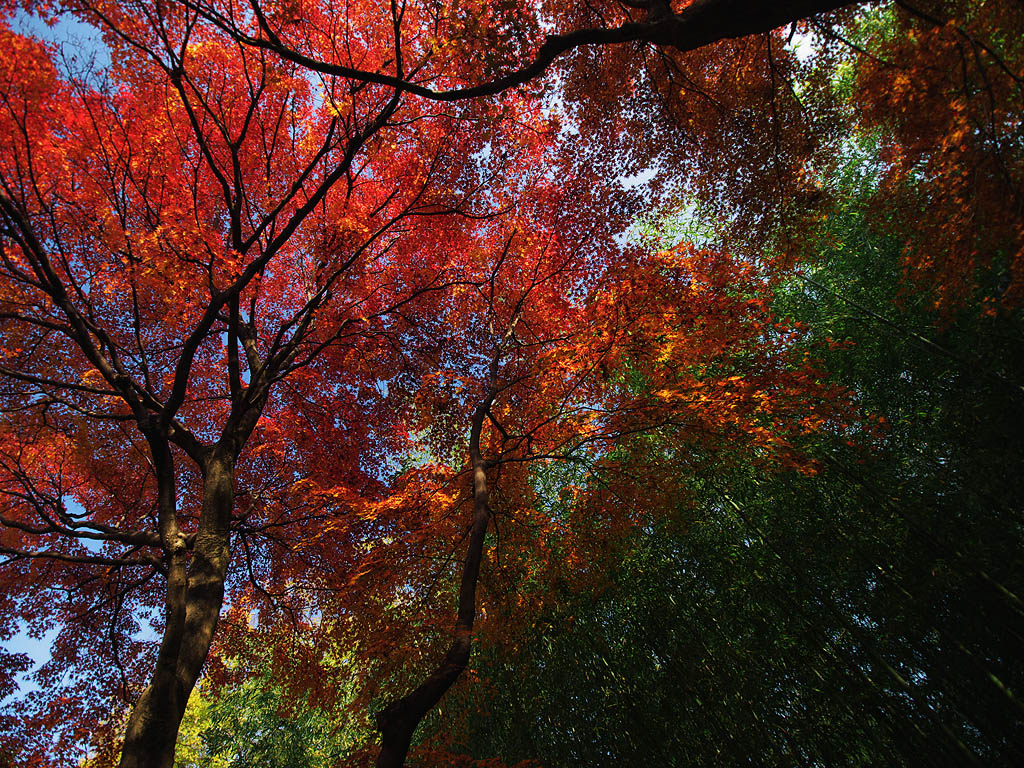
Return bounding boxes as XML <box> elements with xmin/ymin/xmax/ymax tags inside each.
<box><xmin>0</xmin><ymin>0</ymin><xmax>1021</xmax><ymax>766</ymax></box>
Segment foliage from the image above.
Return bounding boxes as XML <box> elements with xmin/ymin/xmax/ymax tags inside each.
<box><xmin>172</xmin><ymin>632</ymin><xmax>365</xmax><ymax>768</ymax></box>
<box><xmin>420</xmin><ymin>158</ymin><xmax>1024</xmax><ymax>766</ymax></box>
<box><xmin>0</xmin><ymin>0</ymin><xmax>1021</xmax><ymax>766</ymax></box>
<box><xmin>819</xmin><ymin>0</ymin><xmax>1024</xmax><ymax>313</ymax></box>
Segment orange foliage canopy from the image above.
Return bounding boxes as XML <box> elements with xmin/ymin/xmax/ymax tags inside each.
<box><xmin>839</xmin><ymin>0</ymin><xmax>1024</xmax><ymax>314</ymax></box>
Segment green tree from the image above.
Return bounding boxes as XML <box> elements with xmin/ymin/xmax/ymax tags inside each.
<box><xmin>173</xmin><ymin>630</ymin><xmax>369</xmax><ymax>768</ymax></box>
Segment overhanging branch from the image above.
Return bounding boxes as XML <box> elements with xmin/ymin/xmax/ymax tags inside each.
<box><xmin>197</xmin><ymin>0</ymin><xmax>860</xmax><ymax>101</ymax></box>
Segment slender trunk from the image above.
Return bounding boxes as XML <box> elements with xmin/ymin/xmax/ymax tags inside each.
<box><xmin>374</xmin><ymin>386</ymin><xmax>497</xmax><ymax>767</ymax></box>
<box><xmin>119</xmin><ymin>451</ymin><xmax>235</xmax><ymax>768</ymax></box>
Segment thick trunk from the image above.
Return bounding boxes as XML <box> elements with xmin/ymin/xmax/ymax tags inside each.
<box><xmin>119</xmin><ymin>685</ymin><xmax>187</xmax><ymax>768</ymax></box>
<box><xmin>119</xmin><ymin>453</ymin><xmax>234</xmax><ymax>768</ymax></box>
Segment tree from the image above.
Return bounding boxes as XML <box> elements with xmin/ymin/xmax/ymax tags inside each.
<box><xmin>188</xmin><ymin>0</ymin><xmax>858</xmax><ymax>100</ymax></box>
<box><xmin>171</xmin><ymin>629</ymin><xmax>362</xmax><ymax>768</ymax></box>
<box><xmin>406</xmin><ymin>150</ymin><xmax>1024</xmax><ymax>767</ymax></box>
<box><xmin>0</xmin><ymin>6</ymin><xmax>592</xmax><ymax>763</ymax></box>
<box><xmin>843</xmin><ymin>0</ymin><xmax>1024</xmax><ymax>313</ymax></box>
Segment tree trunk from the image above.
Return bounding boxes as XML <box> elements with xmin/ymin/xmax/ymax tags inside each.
<box><xmin>375</xmin><ymin>384</ymin><xmax>496</xmax><ymax>767</ymax></box>
<box><xmin>119</xmin><ymin>452</ymin><xmax>234</xmax><ymax>768</ymax></box>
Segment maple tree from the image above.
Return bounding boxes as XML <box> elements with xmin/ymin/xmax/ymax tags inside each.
<box><xmin>0</xmin><ymin>0</ymin><xmax>1022</xmax><ymax>767</ymax></box>
<box><xmin>0</xmin><ymin>5</ymin><xmax>573</xmax><ymax>763</ymax></box>
<box><xmin>844</xmin><ymin>1</ymin><xmax>1024</xmax><ymax>314</ymax></box>
<box><xmin>421</xmin><ymin>165</ymin><xmax>1024</xmax><ymax>766</ymax></box>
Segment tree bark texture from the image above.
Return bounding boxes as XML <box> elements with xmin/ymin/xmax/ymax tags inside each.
<box><xmin>119</xmin><ymin>451</ymin><xmax>235</xmax><ymax>768</ymax></box>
